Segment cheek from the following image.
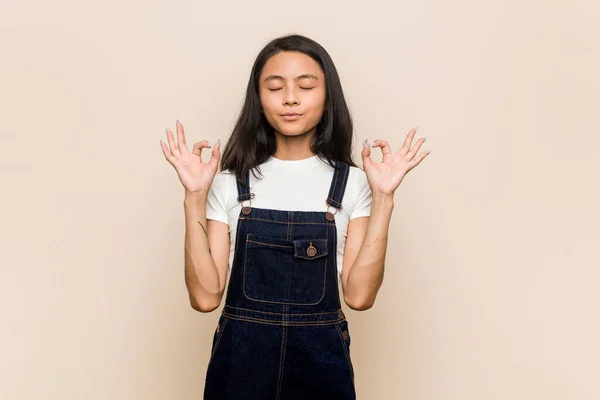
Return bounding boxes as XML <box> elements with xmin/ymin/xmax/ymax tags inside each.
<box><xmin>260</xmin><ymin>92</ymin><xmax>279</xmax><ymax>115</ymax></box>
<box><xmin>259</xmin><ymin>96</ymin><xmax>280</xmax><ymax>127</ymax></box>
<box><xmin>306</xmin><ymin>92</ymin><xmax>326</xmax><ymax>118</ymax></box>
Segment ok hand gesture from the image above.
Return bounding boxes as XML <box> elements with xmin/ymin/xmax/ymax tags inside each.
<box><xmin>361</xmin><ymin>128</ymin><xmax>430</xmax><ymax>195</ymax></box>
<box><xmin>160</xmin><ymin>120</ymin><xmax>221</xmax><ymax>193</ymax></box>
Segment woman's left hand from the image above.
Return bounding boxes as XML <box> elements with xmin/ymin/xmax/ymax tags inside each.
<box><xmin>361</xmin><ymin>128</ymin><xmax>430</xmax><ymax>196</ymax></box>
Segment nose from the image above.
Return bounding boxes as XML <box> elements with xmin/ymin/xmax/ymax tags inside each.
<box><xmin>283</xmin><ymin>87</ymin><xmax>299</xmax><ymax>106</ymax></box>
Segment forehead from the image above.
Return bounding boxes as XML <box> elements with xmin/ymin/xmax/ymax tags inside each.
<box><xmin>260</xmin><ymin>51</ymin><xmax>324</xmax><ymax>79</ymax></box>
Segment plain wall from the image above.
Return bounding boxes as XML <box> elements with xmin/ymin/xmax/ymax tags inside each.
<box><xmin>1</xmin><ymin>0</ymin><xmax>599</xmax><ymax>398</ymax></box>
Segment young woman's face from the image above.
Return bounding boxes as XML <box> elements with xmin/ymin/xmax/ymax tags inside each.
<box><xmin>258</xmin><ymin>51</ymin><xmax>326</xmax><ymax>138</ymax></box>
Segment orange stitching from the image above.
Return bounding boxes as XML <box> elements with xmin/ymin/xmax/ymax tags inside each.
<box><xmin>294</xmin><ymin>253</ymin><xmax>327</xmax><ymax>260</ymax></box>
<box><xmin>327</xmin><ymin>162</ymin><xmax>349</xmax><ymax>208</ymax></box>
<box><xmin>242</xmin><ymin>234</ymin><xmax>250</xmax><ymax>301</ymax></box>
<box><xmin>241</xmin><ymin>295</ymin><xmax>325</xmax><ymax>306</ymax></box>
<box><xmin>239</xmin><ymin>217</ymin><xmax>335</xmax><ymax>225</ymax></box>
<box><xmin>335</xmin><ymin>323</ymin><xmax>354</xmax><ymax>383</ymax></box>
<box><xmin>247</xmin><ymin>239</ymin><xmax>293</xmax><ymax>249</ymax></box>
<box><xmin>224</xmin><ymin>305</ymin><xmax>342</xmax><ymax>316</ymax></box>
<box><xmin>327</xmin><ymin>198</ymin><xmax>343</xmax><ymax>207</ymax></box>
<box><xmin>328</xmin><ymin>161</ymin><xmax>340</xmax><ymax>206</ymax></box>
<box><xmin>242</xmin><ymin>233</ymin><xmax>328</xmax><ymax>305</ymax></box>
<box><xmin>208</xmin><ymin>318</ymin><xmax>229</xmax><ymax>365</ymax></box>
<box><xmin>325</xmin><ymin>221</ymin><xmax>341</xmax><ymax>281</ymax></box>
<box><xmin>319</xmin><ymin>227</ymin><xmax>329</xmax><ymax>305</ymax></box>
<box><xmin>222</xmin><ymin>313</ymin><xmax>344</xmax><ymax>326</ymax></box>
<box><xmin>276</xmin><ymin>325</ymin><xmax>287</xmax><ymax>399</ymax></box>
<box><xmin>340</xmin><ymin>162</ymin><xmax>350</xmax><ymax>208</ymax></box>
<box><xmin>293</xmin><ymin>238</ymin><xmax>328</xmax><ymax>260</ymax></box>
<box><xmin>229</xmin><ymin>216</ymin><xmax>243</xmax><ymax>283</ymax></box>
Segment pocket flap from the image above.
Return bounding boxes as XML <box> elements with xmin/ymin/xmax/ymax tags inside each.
<box><xmin>293</xmin><ymin>238</ymin><xmax>328</xmax><ymax>260</ymax></box>
<box><xmin>246</xmin><ymin>234</ymin><xmax>294</xmax><ymax>251</ymax></box>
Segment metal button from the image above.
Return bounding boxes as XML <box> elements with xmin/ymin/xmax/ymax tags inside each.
<box><xmin>241</xmin><ymin>206</ymin><xmax>251</xmax><ymax>215</ymax></box>
<box><xmin>338</xmin><ymin>310</ymin><xmax>345</xmax><ymax>320</ymax></box>
<box><xmin>342</xmin><ymin>330</ymin><xmax>349</xmax><ymax>340</ymax></box>
<box><xmin>326</xmin><ymin>212</ymin><xmax>335</xmax><ymax>221</ymax></box>
<box><xmin>306</xmin><ymin>242</ymin><xmax>317</xmax><ymax>257</ymax></box>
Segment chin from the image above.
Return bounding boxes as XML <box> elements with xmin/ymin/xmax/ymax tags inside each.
<box><xmin>274</xmin><ymin>124</ymin><xmax>318</xmax><ymax>137</ymax></box>
<box><xmin>277</xmin><ymin>129</ymin><xmax>307</xmax><ymax>137</ymax></box>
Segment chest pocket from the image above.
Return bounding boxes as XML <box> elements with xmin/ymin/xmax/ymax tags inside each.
<box><xmin>243</xmin><ymin>233</ymin><xmax>329</xmax><ymax>305</ymax></box>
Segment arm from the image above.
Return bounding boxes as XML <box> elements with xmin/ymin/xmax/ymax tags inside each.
<box><xmin>341</xmin><ymin>129</ymin><xmax>430</xmax><ymax>311</ymax></box>
<box><xmin>160</xmin><ymin>119</ymin><xmax>228</xmax><ymax>313</ymax></box>
<box><xmin>183</xmin><ymin>190</ymin><xmax>230</xmax><ymax>313</ymax></box>
<box><xmin>341</xmin><ymin>191</ymin><xmax>393</xmax><ymax>310</ymax></box>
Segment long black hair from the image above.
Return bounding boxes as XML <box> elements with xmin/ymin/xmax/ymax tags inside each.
<box><xmin>220</xmin><ymin>34</ymin><xmax>357</xmax><ymax>188</ymax></box>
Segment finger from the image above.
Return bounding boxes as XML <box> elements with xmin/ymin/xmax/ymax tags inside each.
<box><xmin>176</xmin><ymin>119</ymin><xmax>189</xmax><ymax>154</ymax></box>
<box><xmin>207</xmin><ymin>139</ymin><xmax>222</xmax><ymax>169</ymax></box>
<box><xmin>166</xmin><ymin>128</ymin><xmax>180</xmax><ymax>157</ymax></box>
<box><xmin>361</xmin><ymin>139</ymin><xmax>374</xmax><ymax>169</ymax></box>
<box><xmin>407</xmin><ymin>150</ymin><xmax>431</xmax><ymax>169</ymax></box>
<box><xmin>160</xmin><ymin>139</ymin><xmax>176</xmax><ymax>165</ymax></box>
<box><xmin>399</xmin><ymin>128</ymin><xmax>418</xmax><ymax>154</ymax></box>
<box><xmin>371</xmin><ymin>139</ymin><xmax>392</xmax><ymax>156</ymax></box>
<box><xmin>406</xmin><ymin>137</ymin><xmax>426</xmax><ymax>160</ymax></box>
<box><xmin>191</xmin><ymin>140</ymin><xmax>213</xmax><ymax>157</ymax></box>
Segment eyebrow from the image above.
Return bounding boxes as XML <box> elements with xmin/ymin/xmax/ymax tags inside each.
<box><xmin>263</xmin><ymin>74</ymin><xmax>320</xmax><ymax>83</ymax></box>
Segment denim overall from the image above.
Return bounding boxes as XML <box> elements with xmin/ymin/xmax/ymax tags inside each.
<box><xmin>204</xmin><ymin>159</ymin><xmax>356</xmax><ymax>400</ymax></box>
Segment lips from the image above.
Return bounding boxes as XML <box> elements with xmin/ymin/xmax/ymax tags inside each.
<box><xmin>281</xmin><ymin>113</ymin><xmax>303</xmax><ymax>121</ymax></box>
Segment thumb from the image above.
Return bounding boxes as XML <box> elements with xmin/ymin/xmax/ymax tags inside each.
<box><xmin>361</xmin><ymin>139</ymin><xmax>373</xmax><ymax>169</ymax></box>
<box><xmin>208</xmin><ymin>139</ymin><xmax>221</xmax><ymax>169</ymax></box>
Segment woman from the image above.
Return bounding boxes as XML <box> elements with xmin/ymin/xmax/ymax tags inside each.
<box><xmin>160</xmin><ymin>34</ymin><xmax>430</xmax><ymax>400</ymax></box>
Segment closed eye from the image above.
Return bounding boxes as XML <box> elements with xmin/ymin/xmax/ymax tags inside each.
<box><xmin>267</xmin><ymin>87</ymin><xmax>314</xmax><ymax>91</ymax></box>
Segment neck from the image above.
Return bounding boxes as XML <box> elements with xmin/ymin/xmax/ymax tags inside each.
<box><xmin>272</xmin><ymin>127</ymin><xmax>317</xmax><ymax>160</ymax></box>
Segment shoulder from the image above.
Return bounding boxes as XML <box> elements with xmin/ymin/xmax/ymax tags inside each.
<box><xmin>212</xmin><ymin>169</ymin><xmax>236</xmax><ymax>185</ymax></box>
<box><xmin>346</xmin><ymin>164</ymin><xmax>369</xmax><ymax>190</ymax></box>
<box><xmin>348</xmin><ymin>164</ymin><xmax>367</xmax><ymax>180</ymax></box>
<box><xmin>345</xmin><ymin>164</ymin><xmax>372</xmax><ymax>218</ymax></box>
<box><xmin>208</xmin><ymin>169</ymin><xmax>237</xmax><ymax>199</ymax></box>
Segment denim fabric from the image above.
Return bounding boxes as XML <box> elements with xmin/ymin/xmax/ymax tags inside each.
<box><xmin>204</xmin><ymin>160</ymin><xmax>356</xmax><ymax>400</ymax></box>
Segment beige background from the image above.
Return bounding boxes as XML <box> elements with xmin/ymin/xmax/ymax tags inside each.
<box><xmin>1</xmin><ymin>0</ymin><xmax>599</xmax><ymax>399</ymax></box>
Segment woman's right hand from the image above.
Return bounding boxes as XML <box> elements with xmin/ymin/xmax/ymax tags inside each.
<box><xmin>160</xmin><ymin>120</ymin><xmax>221</xmax><ymax>193</ymax></box>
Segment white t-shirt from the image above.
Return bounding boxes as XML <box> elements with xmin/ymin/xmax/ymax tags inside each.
<box><xmin>206</xmin><ymin>155</ymin><xmax>372</xmax><ymax>276</ymax></box>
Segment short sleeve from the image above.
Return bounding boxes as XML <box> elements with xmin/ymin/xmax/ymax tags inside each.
<box><xmin>350</xmin><ymin>169</ymin><xmax>372</xmax><ymax>219</ymax></box>
<box><xmin>206</xmin><ymin>172</ymin><xmax>229</xmax><ymax>225</ymax></box>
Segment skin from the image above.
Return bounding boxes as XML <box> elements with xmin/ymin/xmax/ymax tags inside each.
<box><xmin>160</xmin><ymin>51</ymin><xmax>431</xmax><ymax>312</ymax></box>
<box><xmin>259</xmin><ymin>51</ymin><xmax>326</xmax><ymax>160</ymax></box>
